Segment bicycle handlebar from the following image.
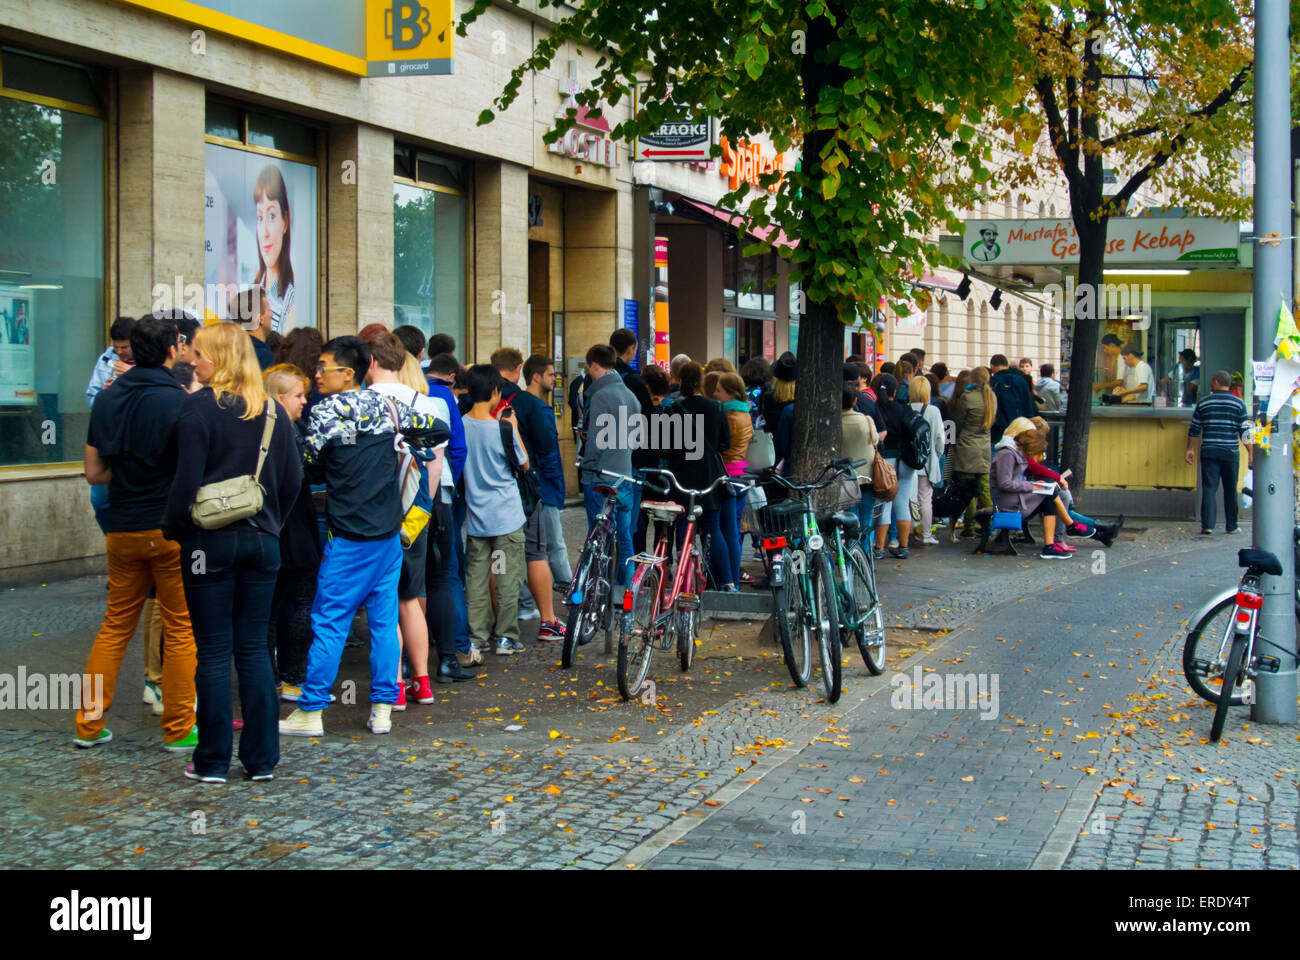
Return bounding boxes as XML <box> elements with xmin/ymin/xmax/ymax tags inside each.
<box><xmin>597</xmin><ymin>469</ymin><xmax>645</xmax><ymax>490</ymax></box>
<box><xmin>743</xmin><ymin>457</ymin><xmax>864</xmax><ymax>493</ymax></box>
<box><xmin>640</xmin><ymin>467</ymin><xmax>750</xmax><ymax>500</ymax></box>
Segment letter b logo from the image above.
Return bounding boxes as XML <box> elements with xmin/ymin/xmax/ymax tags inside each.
<box><xmin>386</xmin><ymin>1</ymin><xmax>430</xmax><ymax>50</ymax></box>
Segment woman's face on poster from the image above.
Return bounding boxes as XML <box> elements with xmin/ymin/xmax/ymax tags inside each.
<box><xmin>256</xmin><ymin>192</ymin><xmax>288</xmax><ymax>274</ymax></box>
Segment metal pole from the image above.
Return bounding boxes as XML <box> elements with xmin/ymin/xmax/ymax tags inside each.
<box><xmin>1251</xmin><ymin>0</ymin><xmax>1296</xmax><ymax>724</ymax></box>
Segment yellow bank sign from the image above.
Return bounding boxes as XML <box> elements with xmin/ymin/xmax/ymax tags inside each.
<box><xmin>111</xmin><ymin>0</ymin><xmax>453</xmax><ymax>76</ymax></box>
<box><xmin>365</xmin><ymin>0</ymin><xmax>454</xmax><ymax>76</ymax></box>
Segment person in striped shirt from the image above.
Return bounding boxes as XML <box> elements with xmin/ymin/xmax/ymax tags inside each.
<box><xmin>1185</xmin><ymin>370</ymin><xmax>1253</xmax><ymax>534</ymax></box>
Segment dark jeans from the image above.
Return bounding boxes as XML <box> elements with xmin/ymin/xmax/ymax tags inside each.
<box><xmin>1200</xmin><ymin>449</ymin><xmax>1240</xmax><ymax>532</ymax></box>
<box><xmin>425</xmin><ymin>496</ymin><xmax>457</xmax><ymax>660</ymax></box>
<box><xmin>181</xmin><ymin>525</ymin><xmax>281</xmax><ymax>778</ymax></box>
<box><xmin>675</xmin><ymin>507</ymin><xmax>721</xmax><ymax>588</ymax></box>
<box><xmin>713</xmin><ymin>493</ymin><xmax>742</xmax><ymax>586</ymax></box>
<box><xmin>451</xmin><ymin>490</ymin><xmax>471</xmax><ymax>651</ymax></box>
<box><xmin>269</xmin><ymin>565</ymin><xmax>316</xmax><ymax>685</ymax></box>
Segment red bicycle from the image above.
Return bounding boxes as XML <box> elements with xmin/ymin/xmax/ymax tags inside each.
<box><xmin>616</xmin><ymin>468</ymin><xmax>747</xmax><ymax>701</ymax></box>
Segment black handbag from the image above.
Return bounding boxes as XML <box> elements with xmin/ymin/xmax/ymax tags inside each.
<box><xmin>499</xmin><ymin>420</ymin><xmax>541</xmax><ymax>517</ymax></box>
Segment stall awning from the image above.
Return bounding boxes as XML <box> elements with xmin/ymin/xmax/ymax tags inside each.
<box><xmin>677</xmin><ymin>198</ymin><xmax>799</xmax><ymax>249</ymax></box>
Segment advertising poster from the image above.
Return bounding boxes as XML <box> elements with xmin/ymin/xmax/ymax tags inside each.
<box><xmin>204</xmin><ymin>144</ymin><xmax>317</xmax><ymax>333</ymax></box>
<box><xmin>0</xmin><ymin>288</ymin><xmax>35</xmax><ymax>405</ymax></box>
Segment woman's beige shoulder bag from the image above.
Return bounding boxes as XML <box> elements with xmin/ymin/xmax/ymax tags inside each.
<box><xmin>189</xmin><ymin>400</ymin><xmax>276</xmax><ymax>530</ymax></box>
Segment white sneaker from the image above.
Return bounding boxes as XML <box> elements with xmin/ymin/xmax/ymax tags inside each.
<box><xmin>279</xmin><ymin>708</ymin><xmax>324</xmax><ymax>737</ymax></box>
<box><xmin>142</xmin><ymin>681</ymin><xmax>164</xmax><ymax>716</ymax></box>
<box><xmin>518</xmin><ymin>607</ymin><xmax>541</xmax><ymax>621</ymax></box>
<box><xmin>921</xmin><ymin>536</ymin><xmax>940</xmax><ymax>545</ymax></box>
<box><xmin>495</xmin><ymin>637</ymin><xmax>524</xmax><ymax>656</ymax></box>
<box><xmin>368</xmin><ymin>703</ymin><xmax>393</xmax><ymax>734</ymax></box>
<box><xmin>887</xmin><ymin>539</ymin><xmax>899</xmax><ymax>549</ymax></box>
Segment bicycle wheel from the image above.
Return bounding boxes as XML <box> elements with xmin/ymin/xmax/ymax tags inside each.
<box><xmin>1182</xmin><ymin>594</ymin><xmax>1242</xmax><ymax>705</ymax></box>
<box><xmin>774</xmin><ymin>548</ymin><xmax>811</xmax><ymax>687</ymax></box>
<box><xmin>1184</xmin><ymin>598</ymin><xmax>1295</xmax><ymax>705</ymax></box>
<box><xmin>617</xmin><ymin>566</ymin><xmax>660</xmax><ymax>701</ymax></box>
<box><xmin>1209</xmin><ymin>633</ymin><xmax>1248</xmax><ymax>742</ymax></box>
<box><xmin>811</xmin><ymin>550</ymin><xmax>843</xmax><ymax>703</ymax></box>
<box><xmin>562</xmin><ymin>552</ymin><xmax>595</xmax><ymax>669</ymax></box>
<box><xmin>843</xmin><ymin>542</ymin><xmax>886</xmax><ymax>675</ymax></box>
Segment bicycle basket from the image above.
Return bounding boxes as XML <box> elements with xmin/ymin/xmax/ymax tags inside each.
<box><xmin>758</xmin><ymin>499</ymin><xmax>808</xmax><ymax>540</ymax></box>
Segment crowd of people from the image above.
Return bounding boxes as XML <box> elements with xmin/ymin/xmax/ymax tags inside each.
<box><xmin>74</xmin><ymin>306</ymin><xmax>1124</xmax><ymax>783</ymax></box>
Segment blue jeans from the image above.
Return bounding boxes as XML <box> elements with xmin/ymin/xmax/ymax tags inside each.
<box><xmin>584</xmin><ymin>482</ymin><xmax>635</xmax><ymax>585</ymax></box>
<box><xmin>856</xmin><ymin>488</ymin><xmax>877</xmax><ymax>545</ymax></box>
<box><xmin>300</xmin><ymin>534</ymin><xmax>402</xmax><ymax>711</ymax></box>
<box><xmin>180</xmin><ymin>525</ymin><xmax>281</xmax><ymax>778</ymax></box>
<box><xmin>713</xmin><ymin>493</ymin><xmax>741</xmax><ymax>587</ymax></box>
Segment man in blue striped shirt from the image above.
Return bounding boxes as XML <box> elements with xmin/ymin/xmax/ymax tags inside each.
<box><xmin>1185</xmin><ymin>370</ymin><xmax>1253</xmax><ymax>534</ymax></box>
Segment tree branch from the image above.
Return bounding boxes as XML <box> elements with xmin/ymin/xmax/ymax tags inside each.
<box><xmin>1107</xmin><ymin>64</ymin><xmax>1253</xmax><ymax>211</ymax></box>
<box><xmin>1100</xmin><ymin>64</ymin><xmax>1251</xmax><ymax>150</ymax></box>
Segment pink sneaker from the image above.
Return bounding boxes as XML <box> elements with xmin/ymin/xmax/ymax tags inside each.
<box><xmin>1056</xmin><ymin>541</ymin><xmax>1077</xmax><ymax>553</ymax></box>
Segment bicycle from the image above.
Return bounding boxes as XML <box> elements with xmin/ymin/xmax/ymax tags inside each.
<box><xmin>561</xmin><ymin>471</ymin><xmax>641</xmax><ymax>669</ymax></box>
<box><xmin>1182</xmin><ymin>527</ymin><xmax>1299</xmax><ymax>737</ymax></box>
<box><xmin>749</xmin><ymin>461</ymin><xmax>845</xmax><ymax>702</ymax></box>
<box><xmin>821</xmin><ymin>459</ymin><xmax>887</xmax><ymax>675</ymax></box>
<box><xmin>616</xmin><ymin>469</ymin><xmax>747</xmax><ymax>701</ymax></box>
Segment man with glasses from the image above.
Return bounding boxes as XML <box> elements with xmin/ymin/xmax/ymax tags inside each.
<box><xmin>280</xmin><ymin>336</ymin><xmax>448</xmax><ymax>738</ymax></box>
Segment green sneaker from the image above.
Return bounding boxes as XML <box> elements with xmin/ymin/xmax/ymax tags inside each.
<box><xmin>163</xmin><ymin>725</ymin><xmax>199</xmax><ymax>753</ymax></box>
<box><xmin>74</xmin><ymin>729</ymin><xmax>113</xmax><ymax>749</ymax></box>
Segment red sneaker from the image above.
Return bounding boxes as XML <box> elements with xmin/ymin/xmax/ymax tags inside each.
<box><xmin>410</xmin><ymin>675</ymin><xmax>435</xmax><ymax>704</ymax></box>
<box><xmin>1057</xmin><ymin>542</ymin><xmax>1077</xmax><ymax>553</ymax></box>
<box><xmin>394</xmin><ymin>682</ymin><xmax>407</xmax><ymax>712</ymax></box>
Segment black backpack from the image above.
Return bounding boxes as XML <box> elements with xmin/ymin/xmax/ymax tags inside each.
<box><xmin>898</xmin><ymin>405</ymin><xmax>932</xmax><ymax>471</ymax></box>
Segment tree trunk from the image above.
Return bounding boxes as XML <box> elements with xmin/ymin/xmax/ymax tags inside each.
<box><xmin>789</xmin><ymin>2</ymin><xmax>848</xmax><ymax>482</ymax></box>
<box><xmin>790</xmin><ymin>297</ymin><xmax>845</xmax><ymax>481</ymax></box>
<box><xmin>1060</xmin><ymin>216</ymin><xmax>1106</xmax><ymax>496</ymax></box>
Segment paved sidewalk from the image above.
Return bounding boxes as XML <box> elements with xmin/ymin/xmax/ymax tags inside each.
<box><xmin>2</xmin><ymin>517</ymin><xmax>1295</xmax><ymax>869</ymax></box>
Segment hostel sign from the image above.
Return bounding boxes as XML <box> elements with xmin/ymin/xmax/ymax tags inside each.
<box><xmin>548</xmin><ymin>75</ymin><xmax>620</xmax><ymax>167</ymax></box>
<box><xmin>963</xmin><ymin>217</ymin><xmax>1239</xmax><ymax>266</ymax></box>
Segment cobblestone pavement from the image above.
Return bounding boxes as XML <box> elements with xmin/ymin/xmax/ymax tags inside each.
<box><xmin>638</xmin><ymin>534</ymin><xmax>1300</xmax><ymax>870</ymax></box>
<box><xmin>3</xmin><ymin>519</ymin><xmax>1295</xmax><ymax>869</ymax></box>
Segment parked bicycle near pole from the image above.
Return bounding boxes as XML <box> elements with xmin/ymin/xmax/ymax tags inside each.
<box><xmin>1182</xmin><ymin>523</ymin><xmax>1299</xmax><ymax>740</ymax></box>
<box><xmin>748</xmin><ymin>460</ymin><xmax>849</xmax><ymax>703</ymax></box>
<box><xmin>616</xmin><ymin>468</ymin><xmax>749</xmax><ymax>701</ymax></box>
<box><xmin>561</xmin><ymin>471</ymin><xmax>642</xmax><ymax>669</ymax></box>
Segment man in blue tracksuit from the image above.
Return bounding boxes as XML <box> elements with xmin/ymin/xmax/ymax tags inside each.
<box><xmin>280</xmin><ymin>336</ymin><xmax>448</xmax><ymax>737</ymax></box>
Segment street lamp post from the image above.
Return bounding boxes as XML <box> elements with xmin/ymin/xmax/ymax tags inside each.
<box><xmin>1251</xmin><ymin>0</ymin><xmax>1296</xmax><ymax>724</ymax></box>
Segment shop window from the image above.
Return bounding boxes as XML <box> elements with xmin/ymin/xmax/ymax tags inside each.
<box><xmin>394</xmin><ymin>143</ymin><xmax>467</xmax><ymax>346</ymax></box>
<box><xmin>204</xmin><ymin>98</ymin><xmax>321</xmax><ymax>333</ymax></box>
<box><xmin>730</xmin><ymin>246</ymin><xmax>777</xmax><ymax>314</ymax></box>
<box><xmin>0</xmin><ymin>50</ymin><xmax>105</xmax><ymax>468</ymax></box>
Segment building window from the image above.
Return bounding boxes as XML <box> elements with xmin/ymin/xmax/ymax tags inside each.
<box><xmin>0</xmin><ymin>50</ymin><xmax>105</xmax><ymax>468</ymax></box>
<box><xmin>204</xmin><ymin>97</ymin><xmax>321</xmax><ymax>333</ymax></box>
<box><xmin>393</xmin><ymin>144</ymin><xmax>467</xmax><ymax>346</ymax></box>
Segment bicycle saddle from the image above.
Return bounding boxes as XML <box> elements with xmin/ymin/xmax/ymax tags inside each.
<box><xmin>823</xmin><ymin>511</ymin><xmax>861</xmax><ymax>536</ymax></box>
<box><xmin>593</xmin><ymin>485</ymin><xmax>616</xmax><ymax>498</ymax></box>
<box><xmin>1238</xmin><ymin>548</ymin><xmax>1282</xmax><ymax>576</ymax></box>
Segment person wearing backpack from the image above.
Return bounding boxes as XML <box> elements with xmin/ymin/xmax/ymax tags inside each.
<box><xmin>871</xmin><ymin>374</ymin><xmax>917</xmax><ymax>559</ymax></box>
<box><xmin>279</xmin><ymin>336</ymin><xmax>448</xmax><ymax>739</ymax></box>
<box><xmin>462</xmin><ymin>364</ymin><xmax>531</xmax><ymax>656</ymax></box>
<box><xmin>366</xmin><ymin>332</ymin><xmax>472</xmax><ymax>703</ymax></box>
<box><xmin>908</xmin><ymin>375</ymin><xmax>946</xmax><ymax>546</ymax></box>
<box><xmin>989</xmin><ymin>354</ymin><xmax>1036</xmax><ymax>444</ymax></box>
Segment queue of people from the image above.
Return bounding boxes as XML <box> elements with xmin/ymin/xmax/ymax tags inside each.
<box><xmin>76</xmin><ymin>308</ymin><xmax>1136</xmax><ymax>783</ymax></box>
